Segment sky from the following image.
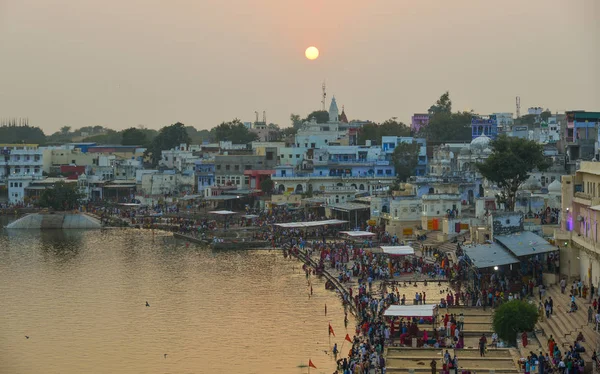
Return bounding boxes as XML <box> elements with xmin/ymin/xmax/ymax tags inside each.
<box><xmin>0</xmin><ymin>0</ymin><xmax>598</xmax><ymax>134</ymax></box>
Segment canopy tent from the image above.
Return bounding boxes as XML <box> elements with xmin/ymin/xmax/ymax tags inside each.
<box><xmin>463</xmin><ymin>243</ymin><xmax>520</xmax><ymax>269</ymax></box>
<box><xmin>209</xmin><ymin>210</ymin><xmax>237</xmax><ymax>215</ymax></box>
<box><xmin>340</xmin><ymin>231</ymin><xmax>376</xmax><ymax>238</ymax></box>
<box><xmin>242</xmin><ymin>214</ymin><xmax>259</xmax><ymax>219</ymax></box>
<box><xmin>274</xmin><ymin>219</ymin><xmax>348</xmax><ymax>228</ymax></box>
<box><xmin>383</xmin><ymin>304</ymin><xmax>437</xmax><ymax>318</ymax></box>
<box><xmin>380</xmin><ymin>246</ymin><xmax>415</xmax><ymax>256</ymax></box>
<box><xmin>495</xmin><ymin>231</ymin><xmax>557</xmax><ymax>257</ymax></box>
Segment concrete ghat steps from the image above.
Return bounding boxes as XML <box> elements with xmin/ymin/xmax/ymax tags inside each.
<box><xmin>535</xmin><ymin>285</ymin><xmax>596</xmax><ymax>362</ymax></box>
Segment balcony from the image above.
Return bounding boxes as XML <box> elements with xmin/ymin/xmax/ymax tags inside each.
<box><xmin>323</xmin><ymin>185</ymin><xmax>357</xmax><ymax>193</ymax></box>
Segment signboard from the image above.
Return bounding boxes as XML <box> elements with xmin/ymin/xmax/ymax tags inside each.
<box><xmin>367</xmin><ymin>220</ymin><xmax>377</xmax><ymax>226</ymax></box>
<box><xmin>403</xmin><ymin>228</ymin><xmax>413</xmax><ymax>236</ymax></box>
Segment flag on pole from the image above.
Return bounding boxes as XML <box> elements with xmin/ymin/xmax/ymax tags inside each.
<box><xmin>345</xmin><ymin>333</ymin><xmax>352</xmax><ymax>343</ymax></box>
<box><xmin>329</xmin><ymin>323</ymin><xmax>336</xmax><ymax>337</ymax></box>
<box><xmin>309</xmin><ymin>359</ymin><xmax>317</xmax><ymax>369</ymax></box>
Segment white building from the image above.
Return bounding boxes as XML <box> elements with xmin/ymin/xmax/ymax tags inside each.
<box><xmin>140</xmin><ymin>171</ymin><xmax>196</xmax><ymax>196</ymax></box>
<box><xmin>7</xmin><ymin>175</ymin><xmax>34</xmax><ymax>204</ymax></box>
<box><xmin>160</xmin><ymin>144</ymin><xmax>200</xmax><ymax>172</ymax></box>
<box><xmin>421</xmin><ymin>193</ymin><xmax>462</xmax><ymax>229</ymax></box>
<box><xmin>0</xmin><ymin>145</ymin><xmax>45</xmax><ymax>182</ymax></box>
<box><xmin>493</xmin><ymin>113</ymin><xmax>514</xmax><ymax>131</ymax></box>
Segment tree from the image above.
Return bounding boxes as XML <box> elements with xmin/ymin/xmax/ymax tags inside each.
<box><xmin>60</xmin><ymin>126</ymin><xmax>72</xmax><ymax>135</ymax></box>
<box><xmin>357</xmin><ymin>119</ymin><xmax>411</xmax><ymax>145</ymax></box>
<box><xmin>428</xmin><ymin>91</ymin><xmax>452</xmax><ymax>116</ymax></box>
<box><xmin>492</xmin><ymin>300</ymin><xmax>539</xmax><ymax>347</ymax></box>
<box><xmin>392</xmin><ymin>141</ymin><xmax>421</xmax><ymax>182</ymax></box>
<box><xmin>540</xmin><ymin>110</ymin><xmax>552</xmax><ymax>122</ymax></box>
<box><xmin>290</xmin><ymin>114</ymin><xmax>303</xmax><ymax>131</ymax></box>
<box><xmin>305</xmin><ymin>110</ymin><xmax>329</xmax><ymax>124</ymax></box>
<box><xmin>476</xmin><ymin>135</ymin><xmax>551</xmax><ymax>211</ymax></box>
<box><xmin>419</xmin><ymin>92</ymin><xmax>472</xmax><ymax>142</ymax></box>
<box><xmin>0</xmin><ymin>125</ymin><xmax>46</xmax><ymax>144</ymax></box>
<box><xmin>121</xmin><ymin>127</ymin><xmax>147</xmax><ymax>146</ymax></box>
<box><xmin>145</xmin><ymin>122</ymin><xmax>192</xmax><ymax>166</ymax></box>
<box><xmin>516</xmin><ymin>114</ymin><xmax>537</xmax><ymax>126</ymax></box>
<box><xmin>37</xmin><ymin>181</ymin><xmax>84</xmax><ymax>211</ymax></box>
<box><xmin>213</xmin><ymin>119</ymin><xmax>258</xmax><ymax>144</ymax></box>
<box><xmin>260</xmin><ymin>177</ymin><xmax>274</xmax><ymax>194</ymax></box>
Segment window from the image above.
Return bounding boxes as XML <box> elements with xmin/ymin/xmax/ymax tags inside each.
<box><xmin>245</xmin><ymin>165</ymin><xmax>251</xmax><ymax>170</ymax></box>
<box><xmin>216</xmin><ymin>165</ymin><xmax>221</xmax><ymax>170</ymax></box>
<box><xmin>72</xmin><ymin>160</ymin><xmax>76</xmax><ymax>164</ymax></box>
<box><xmin>311</xmin><ymin>143</ymin><xmax>316</xmax><ymax>148</ymax></box>
<box><xmin>15</xmin><ymin>168</ymin><xmax>20</xmax><ymax>173</ymax></box>
<box><xmin>226</xmin><ymin>165</ymin><xmax>230</xmax><ymax>171</ymax></box>
<box><xmin>296</xmin><ymin>154</ymin><xmax>300</xmax><ymax>158</ymax></box>
<box><xmin>26</xmin><ymin>169</ymin><xmax>30</xmax><ymax>174</ymax></box>
<box><xmin>9</xmin><ymin>182</ymin><xmax>13</xmax><ymax>187</ymax></box>
<box><xmin>234</xmin><ymin>165</ymin><xmax>239</xmax><ymax>171</ymax></box>
<box><xmin>244</xmin><ymin>176</ymin><xmax>249</xmax><ymax>185</ymax></box>
<box><xmin>34</xmin><ymin>168</ymin><xmax>39</xmax><ymax>173</ymax></box>
<box><xmin>288</xmin><ymin>154</ymin><xmax>292</xmax><ymax>158</ymax></box>
<box><xmin>19</xmin><ymin>183</ymin><xmax>22</xmax><ymax>187</ymax></box>
<box><xmin>266</xmin><ymin>152</ymin><xmax>274</xmax><ymax>161</ymax></box>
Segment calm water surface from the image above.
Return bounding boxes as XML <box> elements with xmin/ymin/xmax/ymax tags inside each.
<box><xmin>0</xmin><ymin>220</ymin><xmax>348</xmax><ymax>374</ymax></box>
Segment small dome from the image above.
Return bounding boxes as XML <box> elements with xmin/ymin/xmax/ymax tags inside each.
<box><xmin>471</xmin><ymin>134</ymin><xmax>491</xmax><ymax>149</ymax></box>
<box><xmin>520</xmin><ymin>175</ymin><xmax>542</xmax><ymax>191</ymax></box>
<box><xmin>459</xmin><ymin>147</ymin><xmax>471</xmax><ymax>156</ymax></box>
<box><xmin>548</xmin><ymin>179</ymin><xmax>561</xmax><ymax>193</ymax></box>
<box><xmin>482</xmin><ymin>147</ymin><xmax>492</xmax><ymax>155</ymax></box>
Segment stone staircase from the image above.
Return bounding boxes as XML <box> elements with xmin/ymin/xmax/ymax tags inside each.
<box><xmin>535</xmin><ymin>285</ymin><xmax>599</xmax><ymax>361</ymax></box>
<box><xmin>385</xmin><ymin>347</ymin><xmax>520</xmax><ymax>373</ymax></box>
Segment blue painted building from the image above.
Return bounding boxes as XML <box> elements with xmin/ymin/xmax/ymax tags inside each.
<box><xmin>471</xmin><ymin>115</ymin><xmax>498</xmax><ymax>140</ymax></box>
<box><xmin>195</xmin><ymin>159</ymin><xmax>215</xmax><ymax>194</ymax></box>
<box><xmin>312</xmin><ymin>146</ymin><xmax>395</xmax><ymax>177</ymax></box>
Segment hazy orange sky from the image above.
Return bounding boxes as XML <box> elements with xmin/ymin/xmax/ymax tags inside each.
<box><xmin>0</xmin><ymin>0</ymin><xmax>598</xmax><ymax>134</ymax></box>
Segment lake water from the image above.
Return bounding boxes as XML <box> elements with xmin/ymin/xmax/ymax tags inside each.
<box><xmin>0</xmin><ymin>221</ymin><xmax>349</xmax><ymax>374</ymax></box>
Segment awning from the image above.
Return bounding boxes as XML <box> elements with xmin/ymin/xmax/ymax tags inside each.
<box><xmin>274</xmin><ymin>219</ymin><xmax>348</xmax><ymax>228</ymax></box>
<box><xmin>463</xmin><ymin>243</ymin><xmax>520</xmax><ymax>269</ymax></box>
<box><xmin>384</xmin><ymin>304</ymin><xmax>437</xmax><ymax>318</ymax></box>
<box><xmin>495</xmin><ymin>231</ymin><xmax>557</xmax><ymax>257</ymax></box>
<box><xmin>180</xmin><ymin>194</ymin><xmax>203</xmax><ymax>201</ymax></box>
<box><xmin>242</xmin><ymin>214</ymin><xmax>259</xmax><ymax>219</ymax></box>
<box><xmin>204</xmin><ymin>195</ymin><xmax>238</xmax><ymax>201</ymax></box>
<box><xmin>590</xmin><ymin>205</ymin><xmax>600</xmax><ymax>212</ymax></box>
<box><xmin>340</xmin><ymin>231</ymin><xmax>376</xmax><ymax>237</ymax></box>
<box><xmin>209</xmin><ymin>210</ymin><xmax>236</xmax><ymax>215</ymax></box>
<box><xmin>329</xmin><ymin>203</ymin><xmax>371</xmax><ymax>212</ymax></box>
<box><xmin>380</xmin><ymin>246</ymin><xmax>415</xmax><ymax>256</ymax></box>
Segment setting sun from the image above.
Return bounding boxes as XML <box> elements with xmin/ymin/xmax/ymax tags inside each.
<box><xmin>305</xmin><ymin>46</ymin><xmax>319</xmax><ymax>60</ymax></box>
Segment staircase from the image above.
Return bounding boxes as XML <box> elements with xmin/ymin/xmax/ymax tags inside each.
<box><xmin>535</xmin><ymin>285</ymin><xmax>599</xmax><ymax>361</ymax></box>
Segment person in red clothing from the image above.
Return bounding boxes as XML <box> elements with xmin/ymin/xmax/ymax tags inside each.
<box><xmin>522</xmin><ymin>331</ymin><xmax>528</xmax><ymax>347</ymax></box>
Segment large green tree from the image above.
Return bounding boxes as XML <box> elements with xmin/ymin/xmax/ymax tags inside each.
<box><xmin>392</xmin><ymin>141</ymin><xmax>421</xmax><ymax>182</ymax></box>
<box><xmin>145</xmin><ymin>122</ymin><xmax>192</xmax><ymax>166</ymax></box>
<box><xmin>290</xmin><ymin>114</ymin><xmax>303</xmax><ymax>131</ymax></box>
<box><xmin>419</xmin><ymin>92</ymin><xmax>472</xmax><ymax>142</ymax></box>
<box><xmin>121</xmin><ymin>127</ymin><xmax>147</xmax><ymax>146</ymax></box>
<box><xmin>213</xmin><ymin>119</ymin><xmax>259</xmax><ymax>144</ymax></box>
<box><xmin>357</xmin><ymin>119</ymin><xmax>411</xmax><ymax>145</ymax></box>
<box><xmin>476</xmin><ymin>135</ymin><xmax>551</xmax><ymax>211</ymax></box>
<box><xmin>305</xmin><ymin>110</ymin><xmax>329</xmax><ymax>124</ymax></box>
<box><xmin>38</xmin><ymin>181</ymin><xmax>85</xmax><ymax>211</ymax></box>
<box><xmin>492</xmin><ymin>300</ymin><xmax>539</xmax><ymax>347</ymax></box>
<box><xmin>260</xmin><ymin>177</ymin><xmax>274</xmax><ymax>194</ymax></box>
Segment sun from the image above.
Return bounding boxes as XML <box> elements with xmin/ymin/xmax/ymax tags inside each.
<box><xmin>305</xmin><ymin>46</ymin><xmax>319</xmax><ymax>60</ymax></box>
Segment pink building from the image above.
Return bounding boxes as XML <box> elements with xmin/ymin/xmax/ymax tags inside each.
<box><xmin>411</xmin><ymin>113</ymin><xmax>429</xmax><ymax>133</ymax></box>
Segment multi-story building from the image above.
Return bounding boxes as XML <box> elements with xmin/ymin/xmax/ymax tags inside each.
<box><xmin>195</xmin><ymin>159</ymin><xmax>215</xmax><ymax>194</ymax></box>
<box><xmin>493</xmin><ymin>113</ymin><xmax>514</xmax><ymax>133</ymax></box>
<box><xmin>312</xmin><ymin>146</ymin><xmax>395</xmax><ymax>178</ymax></box>
<box><xmin>381</xmin><ymin>136</ymin><xmax>427</xmax><ymax>176</ymax></box>
<box><xmin>410</xmin><ymin>114</ymin><xmax>429</xmax><ymax>134</ymax></box>
<box><xmin>558</xmin><ymin>161</ymin><xmax>600</xmax><ymax>288</ymax></box>
<box><xmin>140</xmin><ymin>170</ymin><xmax>195</xmax><ymax>196</ymax></box>
<box><xmin>214</xmin><ymin>151</ymin><xmax>277</xmax><ymax>189</ymax></box>
<box><xmin>471</xmin><ymin>115</ymin><xmax>498</xmax><ymax>140</ymax></box>
<box><xmin>421</xmin><ymin>193</ymin><xmax>462</xmax><ymax>229</ymax></box>
<box><xmin>1</xmin><ymin>144</ymin><xmax>46</xmax><ymax>203</ymax></box>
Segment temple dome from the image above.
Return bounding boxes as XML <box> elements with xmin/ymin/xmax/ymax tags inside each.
<box><xmin>520</xmin><ymin>175</ymin><xmax>542</xmax><ymax>191</ymax></box>
<box><xmin>470</xmin><ymin>134</ymin><xmax>491</xmax><ymax>149</ymax></box>
<box><xmin>548</xmin><ymin>179</ymin><xmax>561</xmax><ymax>193</ymax></box>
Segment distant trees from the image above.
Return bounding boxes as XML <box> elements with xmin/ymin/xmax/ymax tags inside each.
<box><xmin>145</xmin><ymin>122</ymin><xmax>191</xmax><ymax>167</ymax></box>
<box><xmin>0</xmin><ymin>125</ymin><xmax>46</xmax><ymax>144</ymax></box>
<box><xmin>392</xmin><ymin>141</ymin><xmax>421</xmax><ymax>182</ymax></box>
<box><xmin>419</xmin><ymin>92</ymin><xmax>472</xmax><ymax>142</ymax></box>
<box><xmin>213</xmin><ymin>119</ymin><xmax>258</xmax><ymax>144</ymax></box>
<box><xmin>305</xmin><ymin>110</ymin><xmax>329</xmax><ymax>124</ymax></box>
<box><xmin>476</xmin><ymin>135</ymin><xmax>550</xmax><ymax>211</ymax></box>
<box><xmin>357</xmin><ymin>119</ymin><xmax>411</xmax><ymax>145</ymax></box>
<box><xmin>121</xmin><ymin>127</ymin><xmax>148</xmax><ymax>146</ymax></box>
<box><xmin>37</xmin><ymin>181</ymin><xmax>84</xmax><ymax>211</ymax></box>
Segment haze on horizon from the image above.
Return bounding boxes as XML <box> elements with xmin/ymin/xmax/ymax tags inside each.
<box><xmin>0</xmin><ymin>0</ymin><xmax>598</xmax><ymax>134</ymax></box>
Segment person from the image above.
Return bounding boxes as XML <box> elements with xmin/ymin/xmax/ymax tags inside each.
<box><xmin>522</xmin><ymin>331</ymin><xmax>528</xmax><ymax>348</ymax></box>
<box><xmin>452</xmin><ymin>355</ymin><xmax>459</xmax><ymax>374</ymax></box>
<box><xmin>549</xmin><ymin>296</ymin><xmax>553</xmax><ymax>315</ymax></box>
<box><xmin>333</xmin><ymin>343</ymin><xmax>338</xmax><ymax>358</ymax></box>
<box><xmin>479</xmin><ymin>334</ymin><xmax>487</xmax><ymax>357</ymax></box>
<box><xmin>430</xmin><ymin>358</ymin><xmax>437</xmax><ymax>374</ymax></box>
<box><xmin>560</xmin><ymin>278</ymin><xmax>566</xmax><ymax>294</ymax></box>
<box><xmin>589</xmin><ymin>306</ymin><xmax>594</xmax><ymax>324</ymax></box>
